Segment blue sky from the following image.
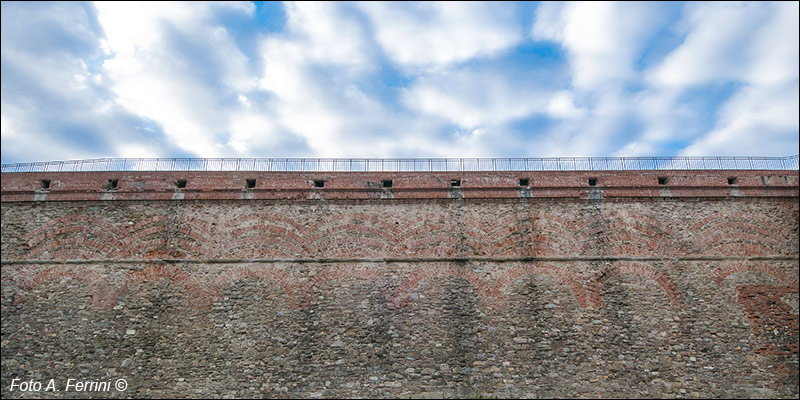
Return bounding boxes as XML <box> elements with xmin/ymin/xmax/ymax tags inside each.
<box><xmin>1</xmin><ymin>1</ymin><xmax>798</xmax><ymax>164</ymax></box>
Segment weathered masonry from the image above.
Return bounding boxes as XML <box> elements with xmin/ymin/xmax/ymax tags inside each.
<box><xmin>1</xmin><ymin>162</ymin><xmax>798</xmax><ymax>398</ymax></box>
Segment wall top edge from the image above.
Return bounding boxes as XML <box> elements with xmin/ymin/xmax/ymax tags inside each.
<box><xmin>3</xmin><ymin>155</ymin><xmax>798</xmax><ymax>173</ymax></box>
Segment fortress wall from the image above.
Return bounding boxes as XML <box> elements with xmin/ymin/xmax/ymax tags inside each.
<box><xmin>1</xmin><ymin>170</ymin><xmax>798</xmax><ymax>398</ymax></box>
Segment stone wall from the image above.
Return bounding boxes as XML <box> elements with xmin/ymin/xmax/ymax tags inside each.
<box><xmin>1</xmin><ymin>170</ymin><xmax>798</xmax><ymax>398</ymax></box>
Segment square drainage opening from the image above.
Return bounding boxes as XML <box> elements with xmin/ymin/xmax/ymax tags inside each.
<box><xmin>175</xmin><ymin>179</ymin><xmax>187</xmax><ymax>189</ymax></box>
<box><xmin>658</xmin><ymin>177</ymin><xmax>668</xmax><ymax>185</ymax></box>
<box><xmin>519</xmin><ymin>178</ymin><xmax>529</xmax><ymax>187</ymax></box>
<box><xmin>382</xmin><ymin>179</ymin><xmax>393</xmax><ymax>188</ymax></box>
<box><xmin>588</xmin><ymin>177</ymin><xmax>598</xmax><ymax>186</ymax></box>
<box><xmin>105</xmin><ymin>179</ymin><xmax>118</xmax><ymax>191</ymax></box>
<box><xmin>727</xmin><ymin>177</ymin><xmax>738</xmax><ymax>185</ymax></box>
<box><xmin>450</xmin><ymin>179</ymin><xmax>461</xmax><ymax>187</ymax></box>
<box><xmin>314</xmin><ymin>179</ymin><xmax>325</xmax><ymax>188</ymax></box>
<box><xmin>40</xmin><ymin>179</ymin><xmax>51</xmax><ymax>190</ymax></box>
<box><xmin>245</xmin><ymin>178</ymin><xmax>256</xmax><ymax>189</ymax></box>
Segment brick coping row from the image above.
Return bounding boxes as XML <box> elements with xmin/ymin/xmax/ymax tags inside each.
<box><xmin>2</xmin><ymin>170</ymin><xmax>798</xmax><ymax>201</ymax></box>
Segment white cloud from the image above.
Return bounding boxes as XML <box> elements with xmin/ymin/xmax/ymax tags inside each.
<box><xmin>283</xmin><ymin>2</ymin><xmax>373</xmax><ymax>67</ymax></box>
<box><xmin>402</xmin><ymin>70</ymin><xmax>552</xmax><ymax>129</ymax></box>
<box><xmin>644</xmin><ymin>2</ymin><xmax>799</xmax><ymax>156</ymax></box>
<box><xmin>1</xmin><ymin>2</ymin><xmax>175</xmax><ymax>163</ymax></box>
<box><xmin>681</xmin><ymin>84</ymin><xmax>799</xmax><ymax>156</ymax></box>
<box><xmin>256</xmin><ymin>2</ymin><xmax>499</xmax><ymax>158</ymax></box>
<box><xmin>95</xmin><ymin>1</ymin><xmax>260</xmax><ymax>157</ymax></box>
<box><xmin>547</xmin><ymin>90</ymin><xmax>586</xmax><ymax>119</ymax></box>
<box><xmin>227</xmin><ymin>111</ymin><xmax>277</xmax><ymax>155</ymax></box>
<box><xmin>358</xmin><ymin>2</ymin><xmax>522</xmax><ymax>69</ymax></box>
<box><xmin>3</xmin><ymin>1</ymin><xmax>797</xmax><ymax>164</ymax></box>
<box><xmin>530</xmin><ymin>2</ymin><xmax>566</xmax><ymax>41</ymax></box>
<box><xmin>528</xmin><ymin>2</ymin><xmax>676</xmax><ymax>157</ymax></box>
<box><xmin>647</xmin><ymin>2</ymin><xmax>797</xmax><ymax>88</ymax></box>
<box><xmin>532</xmin><ymin>2</ymin><xmax>798</xmax><ymax>158</ymax></box>
<box><xmin>253</xmin><ymin>1</ymin><xmax>419</xmax><ymax>157</ymax></box>
<box><xmin>258</xmin><ymin>39</ymin><xmax>359</xmax><ymax>156</ymax></box>
<box><xmin>744</xmin><ymin>2</ymin><xmax>800</xmax><ymax>86</ymax></box>
<box><xmin>1</xmin><ymin>110</ymin><xmax>78</xmax><ymax>162</ymax></box>
<box><xmin>533</xmin><ymin>1</ymin><xmax>663</xmax><ymax>90</ymax></box>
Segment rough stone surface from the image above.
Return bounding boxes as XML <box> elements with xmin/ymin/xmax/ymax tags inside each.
<box><xmin>1</xmin><ymin>170</ymin><xmax>798</xmax><ymax>398</ymax></box>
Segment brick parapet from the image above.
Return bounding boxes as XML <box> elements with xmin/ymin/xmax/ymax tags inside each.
<box><xmin>2</xmin><ymin>169</ymin><xmax>798</xmax><ymax>202</ymax></box>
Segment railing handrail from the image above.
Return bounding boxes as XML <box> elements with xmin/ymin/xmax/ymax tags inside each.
<box><xmin>2</xmin><ymin>155</ymin><xmax>798</xmax><ymax>173</ymax></box>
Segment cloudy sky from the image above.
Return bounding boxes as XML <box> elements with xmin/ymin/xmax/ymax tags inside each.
<box><xmin>1</xmin><ymin>1</ymin><xmax>798</xmax><ymax>164</ymax></box>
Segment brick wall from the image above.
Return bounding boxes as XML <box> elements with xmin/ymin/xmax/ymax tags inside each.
<box><xmin>2</xmin><ymin>170</ymin><xmax>798</xmax><ymax>202</ymax></box>
<box><xmin>1</xmin><ymin>170</ymin><xmax>798</xmax><ymax>398</ymax></box>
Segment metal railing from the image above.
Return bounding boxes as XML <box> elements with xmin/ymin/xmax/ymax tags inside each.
<box><xmin>2</xmin><ymin>155</ymin><xmax>798</xmax><ymax>173</ymax></box>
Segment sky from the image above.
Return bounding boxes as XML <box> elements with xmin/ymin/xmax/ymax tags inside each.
<box><xmin>1</xmin><ymin>1</ymin><xmax>798</xmax><ymax>165</ymax></box>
